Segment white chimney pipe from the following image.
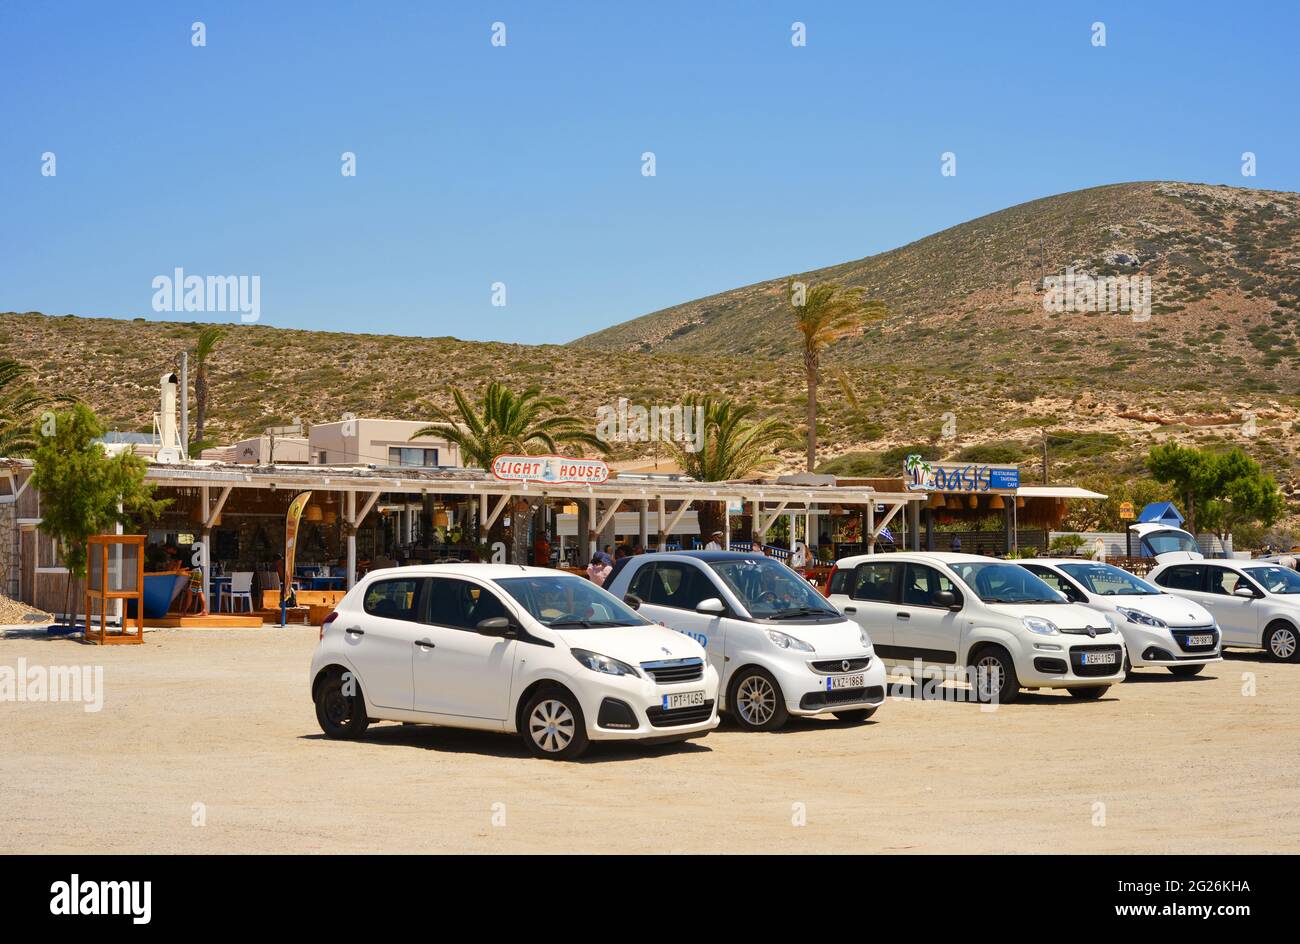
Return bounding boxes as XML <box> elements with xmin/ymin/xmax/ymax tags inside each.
<box><xmin>156</xmin><ymin>372</ymin><xmax>184</xmax><ymax>463</ymax></box>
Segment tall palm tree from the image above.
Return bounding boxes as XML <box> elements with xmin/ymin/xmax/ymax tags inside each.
<box><xmin>190</xmin><ymin>326</ymin><xmax>225</xmax><ymax>454</ymax></box>
<box><xmin>788</xmin><ymin>281</ymin><xmax>887</xmax><ymax>472</ymax></box>
<box><xmin>0</xmin><ymin>359</ymin><xmax>73</xmax><ymax>456</ymax></box>
<box><xmin>414</xmin><ymin>381</ymin><xmax>609</xmax><ymax>468</ymax></box>
<box><xmin>669</xmin><ymin>396</ymin><xmax>795</xmax><ymax>539</ymax></box>
<box><xmin>414</xmin><ymin>382</ymin><xmax>610</xmax><ymax>558</ymax></box>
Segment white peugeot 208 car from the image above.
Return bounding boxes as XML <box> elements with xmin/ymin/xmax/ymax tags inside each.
<box><xmin>828</xmin><ymin>552</ymin><xmax>1125</xmax><ymax>702</ymax></box>
<box><xmin>1148</xmin><ymin>559</ymin><xmax>1300</xmax><ymax>662</ymax></box>
<box><xmin>310</xmin><ymin>564</ymin><xmax>719</xmax><ymax>760</ymax></box>
<box><xmin>604</xmin><ymin>551</ymin><xmax>886</xmax><ymax>730</ymax></box>
<box><xmin>1018</xmin><ymin>559</ymin><xmax>1222</xmax><ymax>676</ymax></box>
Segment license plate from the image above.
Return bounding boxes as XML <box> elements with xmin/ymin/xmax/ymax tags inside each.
<box><xmin>828</xmin><ymin>673</ymin><xmax>866</xmax><ymax>690</ymax></box>
<box><xmin>1187</xmin><ymin>634</ymin><xmax>1214</xmax><ymax>647</ymax></box>
<box><xmin>1081</xmin><ymin>651</ymin><xmax>1117</xmax><ymax>666</ymax></box>
<box><xmin>662</xmin><ymin>691</ymin><xmax>705</xmax><ymax>710</ymax></box>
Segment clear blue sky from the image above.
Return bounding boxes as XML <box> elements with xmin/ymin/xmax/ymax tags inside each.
<box><xmin>3</xmin><ymin>1</ymin><xmax>1297</xmax><ymax>344</ymax></box>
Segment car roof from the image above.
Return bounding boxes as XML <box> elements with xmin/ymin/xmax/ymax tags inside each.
<box><xmin>362</xmin><ymin>563</ymin><xmax>566</xmax><ymax>582</ymax></box>
<box><xmin>628</xmin><ymin>550</ymin><xmax>767</xmax><ymax>563</ymax></box>
<box><xmin>1021</xmin><ymin>558</ymin><xmax>1113</xmax><ymax>567</ymax></box>
<box><xmin>834</xmin><ymin>551</ymin><xmax>1008</xmax><ymax>567</ymax></box>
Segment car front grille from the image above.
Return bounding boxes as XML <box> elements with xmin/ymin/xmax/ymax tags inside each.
<box><xmin>1060</xmin><ymin>625</ymin><xmax>1113</xmax><ymax>636</ymax></box>
<box><xmin>810</xmin><ymin>657</ymin><xmax>871</xmax><ymax>674</ymax></box>
<box><xmin>645</xmin><ymin>699</ymin><xmax>714</xmax><ymax>727</ymax></box>
<box><xmin>639</xmin><ymin>657</ymin><xmax>704</xmax><ymax>684</ymax></box>
<box><xmin>1170</xmin><ymin>627</ymin><xmax>1219</xmax><ymax>652</ymax></box>
<box><xmin>1069</xmin><ymin>644</ymin><xmax>1123</xmax><ymax>677</ymax></box>
<box><xmin>800</xmin><ymin>685</ymin><xmax>885</xmax><ymax>709</ymax></box>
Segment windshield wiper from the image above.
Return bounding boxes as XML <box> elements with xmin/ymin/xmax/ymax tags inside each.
<box><xmin>767</xmin><ymin>606</ymin><xmax>836</xmax><ymax>619</ymax></box>
<box><xmin>547</xmin><ymin>619</ymin><xmax>636</xmax><ymax>628</ymax></box>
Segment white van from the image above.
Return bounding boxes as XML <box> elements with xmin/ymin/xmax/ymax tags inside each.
<box><xmin>604</xmin><ymin>551</ymin><xmax>886</xmax><ymax>730</ymax></box>
<box><xmin>827</xmin><ymin>552</ymin><xmax>1125</xmax><ymax>702</ymax></box>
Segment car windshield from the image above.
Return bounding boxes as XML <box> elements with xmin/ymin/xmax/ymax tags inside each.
<box><xmin>496</xmin><ymin>575</ymin><xmax>648</xmax><ymax>627</ymax></box>
<box><xmin>1242</xmin><ymin>566</ymin><xmax>1300</xmax><ymax>595</ymax></box>
<box><xmin>709</xmin><ymin>557</ymin><xmax>840</xmax><ymax>619</ymax></box>
<box><xmin>1059</xmin><ymin>562</ymin><xmax>1161</xmax><ymax>596</ymax></box>
<box><xmin>1144</xmin><ymin>529</ymin><xmax>1200</xmax><ymax>555</ymax></box>
<box><xmin>950</xmin><ymin>561</ymin><xmax>1065</xmax><ymax>604</ymax></box>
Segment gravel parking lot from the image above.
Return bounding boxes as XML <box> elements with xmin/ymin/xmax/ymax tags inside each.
<box><xmin>2</xmin><ymin>627</ymin><xmax>1296</xmax><ymax>854</ymax></box>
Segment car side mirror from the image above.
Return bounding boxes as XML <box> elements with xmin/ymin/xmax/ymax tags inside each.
<box><xmin>696</xmin><ymin>597</ymin><xmax>726</xmax><ymax>615</ymax></box>
<box><xmin>1233</xmin><ymin>585</ymin><xmax>1258</xmax><ymax>599</ymax></box>
<box><xmin>476</xmin><ymin>616</ymin><xmax>516</xmax><ymax>636</ymax></box>
<box><xmin>933</xmin><ymin>590</ymin><xmax>959</xmax><ymax>609</ymax></box>
<box><xmin>623</xmin><ymin>593</ymin><xmax>642</xmax><ymax>610</ymax></box>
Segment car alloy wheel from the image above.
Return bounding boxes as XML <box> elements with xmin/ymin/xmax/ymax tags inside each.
<box><xmin>736</xmin><ymin>675</ymin><xmax>777</xmax><ymax>726</ymax></box>
<box><xmin>1270</xmin><ymin>626</ymin><xmax>1298</xmax><ymax>660</ymax></box>
<box><xmin>975</xmin><ymin>655</ymin><xmax>1003</xmax><ymax>701</ymax></box>
<box><xmin>323</xmin><ymin>688</ymin><xmax>351</xmax><ymax>727</ymax></box>
<box><xmin>529</xmin><ymin>699</ymin><xmax>576</xmax><ymax>753</ymax></box>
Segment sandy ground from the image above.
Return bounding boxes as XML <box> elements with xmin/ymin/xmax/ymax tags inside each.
<box><xmin>1</xmin><ymin>626</ymin><xmax>1297</xmax><ymax>854</ymax></box>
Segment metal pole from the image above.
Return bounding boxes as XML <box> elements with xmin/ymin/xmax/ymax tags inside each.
<box><xmin>180</xmin><ymin>351</ymin><xmax>189</xmax><ymax>458</ymax></box>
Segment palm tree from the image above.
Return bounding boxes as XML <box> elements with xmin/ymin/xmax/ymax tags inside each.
<box><xmin>788</xmin><ymin>281</ymin><xmax>887</xmax><ymax>472</ymax></box>
<box><xmin>414</xmin><ymin>382</ymin><xmax>610</xmax><ymax>557</ymax></box>
<box><xmin>0</xmin><ymin>359</ymin><xmax>73</xmax><ymax>456</ymax></box>
<box><xmin>669</xmin><ymin>396</ymin><xmax>795</xmax><ymax>539</ymax></box>
<box><xmin>190</xmin><ymin>326</ymin><xmax>225</xmax><ymax>455</ymax></box>
<box><xmin>414</xmin><ymin>382</ymin><xmax>609</xmax><ymax>467</ymax></box>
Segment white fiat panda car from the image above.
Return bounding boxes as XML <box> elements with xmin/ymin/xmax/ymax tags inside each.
<box><xmin>604</xmin><ymin>551</ymin><xmax>886</xmax><ymax>730</ymax></box>
<box><xmin>1148</xmin><ymin>559</ymin><xmax>1300</xmax><ymax>661</ymax></box>
<box><xmin>310</xmin><ymin>564</ymin><xmax>719</xmax><ymax>760</ymax></box>
<box><xmin>827</xmin><ymin>552</ymin><xmax>1125</xmax><ymax>702</ymax></box>
<box><xmin>1018</xmin><ymin>559</ymin><xmax>1222</xmax><ymax>676</ymax></box>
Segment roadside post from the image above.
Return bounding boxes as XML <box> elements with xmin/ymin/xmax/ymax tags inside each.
<box><xmin>1119</xmin><ymin>501</ymin><xmax>1135</xmax><ymax>557</ymax></box>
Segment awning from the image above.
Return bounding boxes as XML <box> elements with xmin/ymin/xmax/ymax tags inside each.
<box><xmin>1015</xmin><ymin>486</ymin><xmax>1108</xmax><ymax>500</ymax></box>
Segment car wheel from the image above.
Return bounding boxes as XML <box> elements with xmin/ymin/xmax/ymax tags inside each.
<box><xmin>1067</xmin><ymin>685</ymin><xmax>1108</xmax><ymax>699</ymax></box>
<box><xmin>1265</xmin><ymin>622</ymin><xmax>1300</xmax><ymax>662</ymax></box>
<box><xmin>730</xmin><ymin>668</ymin><xmax>790</xmax><ymax>731</ymax></box>
<box><xmin>1168</xmin><ymin>663</ymin><xmax>1205</xmax><ymax>677</ymax></box>
<box><xmin>832</xmin><ymin>708</ymin><xmax>876</xmax><ymax>723</ymax></box>
<box><xmin>971</xmin><ymin>647</ymin><xmax>1019</xmax><ymax>704</ymax></box>
<box><xmin>315</xmin><ymin>668</ymin><xmax>370</xmax><ymax>739</ymax></box>
<box><xmin>522</xmin><ymin>688</ymin><xmax>590</xmax><ymax>760</ymax></box>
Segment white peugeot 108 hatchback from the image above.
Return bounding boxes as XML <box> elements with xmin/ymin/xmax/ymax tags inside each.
<box><xmin>828</xmin><ymin>552</ymin><xmax>1126</xmax><ymax>702</ymax></box>
<box><xmin>604</xmin><ymin>551</ymin><xmax>886</xmax><ymax>730</ymax></box>
<box><xmin>310</xmin><ymin>564</ymin><xmax>720</xmax><ymax>760</ymax></box>
<box><xmin>1018</xmin><ymin>559</ymin><xmax>1222</xmax><ymax>676</ymax></box>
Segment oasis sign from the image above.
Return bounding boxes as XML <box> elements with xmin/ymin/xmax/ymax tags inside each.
<box><xmin>491</xmin><ymin>454</ymin><xmax>610</xmax><ymax>485</ymax></box>
<box><xmin>905</xmin><ymin>455</ymin><xmax>1020</xmax><ymax>492</ymax></box>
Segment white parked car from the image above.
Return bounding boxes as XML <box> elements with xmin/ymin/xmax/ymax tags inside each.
<box><xmin>604</xmin><ymin>551</ymin><xmax>886</xmax><ymax>730</ymax></box>
<box><xmin>1148</xmin><ymin>559</ymin><xmax>1300</xmax><ymax>662</ymax></box>
<box><xmin>827</xmin><ymin>552</ymin><xmax>1125</xmax><ymax>702</ymax></box>
<box><xmin>1017</xmin><ymin>559</ymin><xmax>1222</xmax><ymax>676</ymax></box>
<box><xmin>1128</xmin><ymin>522</ymin><xmax>1203</xmax><ymax>563</ymax></box>
<box><xmin>310</xmin><ymin>564</ymin><xmax>720</xmax><ymax>760</ymax></box>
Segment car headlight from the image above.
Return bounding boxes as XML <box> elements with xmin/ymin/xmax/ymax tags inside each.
<box><xmin>570</xmin><ymin>648</ymin><xmax>640</xmax><ymax>677</ymax></box>
<box><xmin>1022</xmin><ymin>616</ymin><xmax>1059</xmax><ymax>635</ymax></box>
<box><xmin>1116</xmin><ymin>606</ymin><xmax>1167</xmax><ymax>629</ymax></box>
<box><xmin>766</xmin><ymin>629</ymin><xmax>815</xmax><ymax>652</ymax></box>
<box><xmin>858</xmin><ymin>625</ymin><xmax>874</xmax><ymax>650</ymax></box>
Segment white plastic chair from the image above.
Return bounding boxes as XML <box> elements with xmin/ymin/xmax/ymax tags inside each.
<box><xmin>227</xmin><ymin>571</ymin><xmax>254</xmax><ymax>612</ymax></box>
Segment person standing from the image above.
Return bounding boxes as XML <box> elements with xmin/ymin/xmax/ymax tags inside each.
<box><xmin>705</xmin><ymin>530</ymin><xmax>724</xmax><ymax>551</ymax></box>
<box><xmin>587</xmin><ymin>551</ymin><xmax>613</xmax><ymax>587</ymax></box>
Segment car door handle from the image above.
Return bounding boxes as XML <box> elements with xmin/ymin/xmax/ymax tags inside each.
<box><xmin>843</xmin><ymin>606</ymin><xmax>857</xmax><ymax>613</ymax></box>
<box><xmin>896</xmin><ymin>612</ymin><xmax>910</xmax><ymax>620</ymax></box>
<box><xmin>344</xmin><ymin>627</ymin><xmax>364</xmax><ymax>636</ymax></box>
<box><xmin>414</xmin><ymin>639</ymin><xmax>435</xmax><ymax>649</ymax></box>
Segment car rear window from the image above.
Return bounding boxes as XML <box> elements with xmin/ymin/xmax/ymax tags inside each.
<box><xmin>363</xmin><ymin>578</ymin><xmax>421</xmax><ymax>621</ymax></box>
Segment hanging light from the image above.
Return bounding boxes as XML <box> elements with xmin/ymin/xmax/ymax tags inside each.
<box><xmin>989</xmin><ymin>494</ymin><xmax>1005</xmax><ymax>510</ymax></box>
<box><xmin>1015</xmin><ymin>496</ymin><xmax>1025</xmax><ymax>508</ymax></box>
<box><xmin>305</xmin><ymin>504</ymin><xmax>323</xmax><ymax>523</ymax></box>
<box><xmin>968</xmin><ymin>494</ymin><xmax>979</xmax><ymax>509</ymax></box>
<box><xmin>928</xmin><ymin>493</ymin><xmax>946</xmax><ymax>509</ymax></box>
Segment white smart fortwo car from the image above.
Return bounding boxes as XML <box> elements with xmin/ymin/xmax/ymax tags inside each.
<box><xmin>1018</xmin><ymin>559</ymin><xmax>1222</xmax><ymax>676</ymax></box>
<box><xmin>605</xmin><ymin>551</ymin><xmax>886</xmax><ymax>730</ymax></box>
<box><xmin>310</xmin><ymin>564</ymin><xmax>719</xmax><ymax>760</ymax></box>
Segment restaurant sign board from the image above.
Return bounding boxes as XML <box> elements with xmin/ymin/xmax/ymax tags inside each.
<box><xmin>491</xmin><ymin>454</ymin><xmax>610</xmax><ymax>485</ymax></box>
<box><xmin>905</xmin><ymin>455</ymin><xmax>1020</xmax><ymax>493</ymax></box>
